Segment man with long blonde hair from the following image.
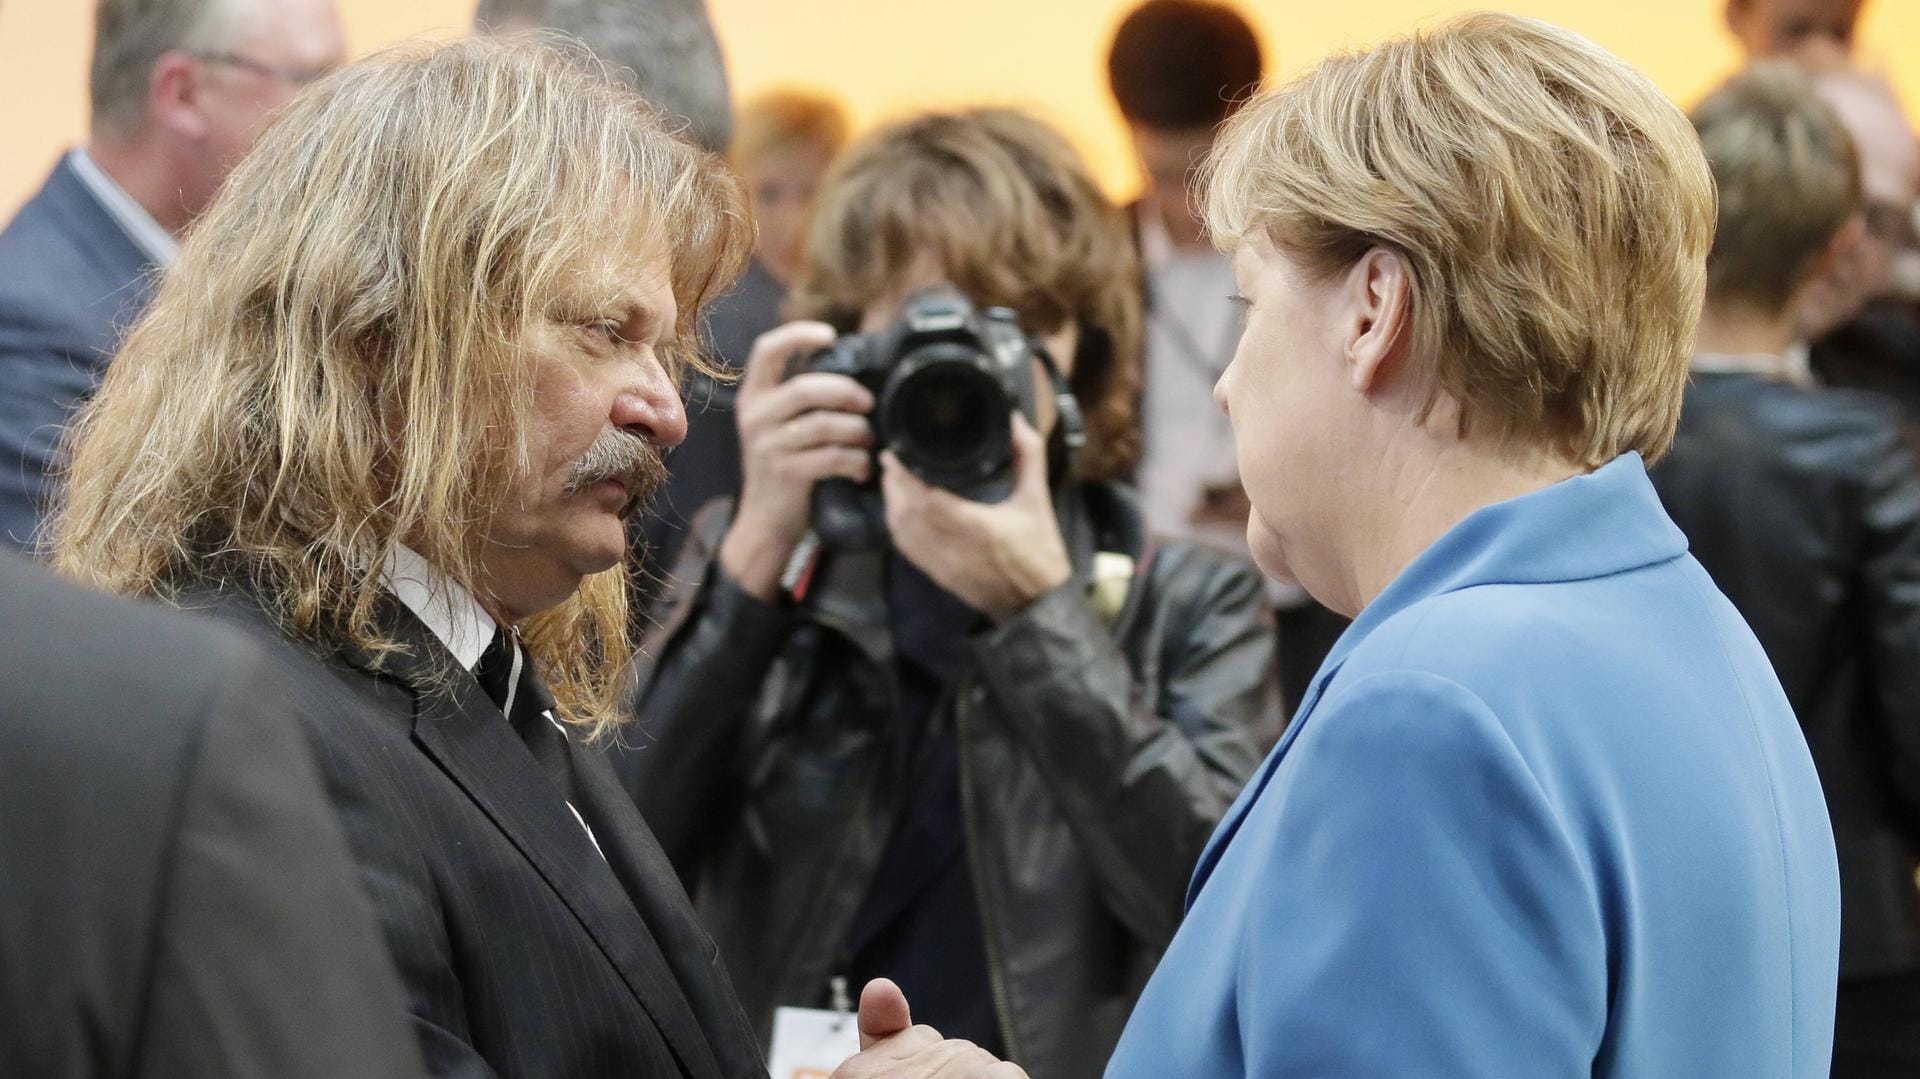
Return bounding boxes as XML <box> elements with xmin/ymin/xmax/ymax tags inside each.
<box><xmin>53</xmin><ymin>37</ymin><xmax>763</xmax><ymax>1079</ymax></box>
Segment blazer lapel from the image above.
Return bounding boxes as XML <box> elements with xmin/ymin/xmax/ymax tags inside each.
<box><xmin>570</xmin><ymin>743</ymin><xmax>762</xmax><ymax>1075</ymax></box>
<box><xmin>369</xmin><ymin>607</ymin><xmax>724</xmax><ymax>1079</ymax></box>
<box><xmin>1184</xmin><ymin>656</ymin><xmax>1348</xmax><ymax>909</ymax></box>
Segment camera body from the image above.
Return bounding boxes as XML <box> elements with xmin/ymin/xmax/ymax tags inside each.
<box><xmin>786</xmin><ymin>286</ymin><xmax>1062</xmax><ymax>549</ymax></box>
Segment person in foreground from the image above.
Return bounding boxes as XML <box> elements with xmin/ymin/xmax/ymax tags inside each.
<box><xmin>834</xmin><ymin>12</ymin><xmax>1841</xmax><ymax>1079</ymax></box>
<box><xmin>0</xmin><ymin>551</ymin><xmax>420</xmax><ymax>1079</ymax></box>
<box><xmin>53</xmin><ymin>39</ymin><xmax>764</xmax><ymax>1079</ymax></box>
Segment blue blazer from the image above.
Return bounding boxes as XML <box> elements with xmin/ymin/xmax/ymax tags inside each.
<box><xmin>1105</xmin><ymin>454</ymin><xmax>1839</xmax><ymax>1078</ymax></box>
<box><xmin>0</xmin><ymin>154</ymin><xmax>155</xmax><ymax>549</ymax></box>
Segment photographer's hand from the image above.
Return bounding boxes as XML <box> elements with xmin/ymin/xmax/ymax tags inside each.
<box><xmin>882</xmin><ymin>414</ymin><xmax>1071</xmax><ymax>621</ymax></box>
<box><xmin>720</xmin><ymin>321</ymin><xmax>875</xmax><ymax>602</ymax></box>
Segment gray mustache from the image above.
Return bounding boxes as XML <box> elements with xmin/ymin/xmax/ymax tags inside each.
<box><xmin>563</xmin><ymin>427</ymin><xmax>666</xmax><ymax>516</ymax></box>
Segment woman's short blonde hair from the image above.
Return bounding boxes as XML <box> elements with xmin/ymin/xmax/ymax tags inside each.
<box><xmin>52</xmin><ymin>37</ymin><xmax>750</xmax><ymax>738</ymax></box>
<box><xmin>1204</xmin><ymin>12</ymin><xmax>1716</xmax><ymax>466</ymax></box>
<box><xmin>791</xmin><ymin>107</ymin><xmax>1144</xmax><ymax>480</ymax></box>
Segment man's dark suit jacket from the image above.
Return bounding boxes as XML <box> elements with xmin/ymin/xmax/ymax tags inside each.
<box><xmin>0</xmin><ymin>153</ymin><xmax>156</xmax><ymax>549</ymax></box>
<box><xmin>180</xmin><ymin>578</ymin><xmax>766</xmax><ymax>1079</ymax></box>
<box><xmin>0</xmin><ymin>552</ymin><xmax>422</xmax><ymax>1079</ymax></box>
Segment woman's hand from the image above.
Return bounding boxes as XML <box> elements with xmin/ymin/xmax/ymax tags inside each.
<box><xmin>718</xmin><ymin>321</ymin><xmax>874</xmax><ymax>601</ymax></box>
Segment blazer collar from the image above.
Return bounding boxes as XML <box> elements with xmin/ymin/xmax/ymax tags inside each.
<box><xmin>357</xmin><ymin>602</ymin><xmax>726</xmax><ymax>1079</ymax></box>
<box><xmin>65</xmin><ymin>147</ymin><xmax>178</xmax><ymax>267</ymax></box>
<box><xmin>42</xmin><ymin>153</ymin><xmax>158</xmax><ymax>296</ymax></box>
<box><xmin>1314</xmin><ymin>451</ymin><xmax>1686</xmax><ymax>684</ymax></box>
<box><xmin>1184</xmin><ymin>453</ymin><xmax>1688</xmax><ymax>907</ymax></box>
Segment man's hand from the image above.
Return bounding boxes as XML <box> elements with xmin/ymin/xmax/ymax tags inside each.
<box><xmin>830</xmin><ymin>979</ymin><xmax>1029</xmax><ymax>1079</ymax></box>
<box><xmin>881</xmin><ymin>414</ymin><xmax>1071</xmax><ymax>621</ymax></box>
<box><xmin>719</xmin><ymin>321</ymin><xmax>874</xmax><ymax>601</ymax></box>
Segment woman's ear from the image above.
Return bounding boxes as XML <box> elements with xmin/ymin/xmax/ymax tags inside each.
<box><xmin>1345</xmin><ymin>247</ymin><xmax>1413</xmax><ymax>394</ymax></box>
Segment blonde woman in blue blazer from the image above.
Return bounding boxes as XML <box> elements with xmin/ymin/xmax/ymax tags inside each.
<box><xmin>833</xmin><ymin>12</ymin><xmax>1841</xmax><ymax>1079</ymax></box>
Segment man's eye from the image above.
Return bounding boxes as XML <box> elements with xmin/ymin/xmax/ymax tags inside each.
<box><xmin>583</xmin><ymin>319</ymin><xmax>625</xmax><ymax>343</ymax></box>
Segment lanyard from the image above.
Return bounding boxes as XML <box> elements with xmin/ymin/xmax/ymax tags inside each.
<box><xmin>1144</xmin><ymin>273</ymin><xmax>1241</xmax><ymax>384</ymax></box>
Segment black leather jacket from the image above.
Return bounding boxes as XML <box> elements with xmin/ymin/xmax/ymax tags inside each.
<box><xmin>610</xmin><ymin>482</ymin><xmax>1281</xmax><ymax>1079</ymax></box>
<box><xmin>1651</xmin><ymin>372</ymin><xmax>1920</xmax><ymax>978</ymax></box>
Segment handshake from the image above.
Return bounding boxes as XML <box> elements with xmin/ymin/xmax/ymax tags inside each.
<box><xmin>832</xmin><ymin>980</ymin><xmax>1029</xmax><ymax>1079</ymax></box>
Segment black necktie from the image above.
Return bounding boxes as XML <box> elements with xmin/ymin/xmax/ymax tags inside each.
<box><xmin>474</xmin><ymin>627</ymin><xmax>575</xmax><ymax>800</ymax></box>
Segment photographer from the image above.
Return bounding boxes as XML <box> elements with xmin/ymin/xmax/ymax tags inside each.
<box><xmin>613</xmin><ymin>108</ymin><xmax>1280</xmax><ymax>1079</ymax></box>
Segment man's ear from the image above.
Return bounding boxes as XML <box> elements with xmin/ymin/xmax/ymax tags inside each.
<box><xmin>147</xmin><ymin>50</ymin><xmax>209</xmax><ymax>141</ymax></box>
<box><xmin>1343</xmin><ymin>247</ymin><xmax>1413</xmax><ymax>395</ymax></box>
<box><xmin>1806</xmin><ymin>213</ymin><xmax>1868</xmax><ymax>286</ymax></box>
<box><xmin>1788</xmin><ymin>213</ymin><xmax>1869</xmax><ymax>335</ymax></box>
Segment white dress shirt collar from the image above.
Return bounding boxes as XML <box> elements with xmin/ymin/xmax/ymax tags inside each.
<box><xmin>381</xmin><ymin>544</ymin><xmax>496</xmax><ymax>671</ymax></box>
<box><xmin>68</xmin><ymin>147</ymin><xmax>180</xmax><ymax>268</ymax></box>
<box><xmin>383</xmin><ymin>547</ymin><xmax>607</xmax><ymax>858</ymax></box>
<box><xmin>1689</xmin><ymin>344</ymin><xmax>1817</xmax><ymax>388</ymax></box>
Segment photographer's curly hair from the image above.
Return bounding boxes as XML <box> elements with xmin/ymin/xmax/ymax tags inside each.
<box><xmin>51</xmin><ymin>37</ymin><xmax>749</xmax><ymax>738</ymax></box>
<box><xmin>790</xmin><ymin>107</ymin><xmax>1144</xmax><ymax>481</ymax></box>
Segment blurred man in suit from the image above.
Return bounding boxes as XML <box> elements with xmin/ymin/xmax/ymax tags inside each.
<box><xmin>0</xmin><ymin>0</ymin><xmax>344</xmax><ymax>549</ymax></box>
<box><xmin>1106</xmin><ymin>0</ymin><xmax>1344</xmax><ymax>711</ymax></box>
<box><xmin>0</xmin><ymin>549</ymin><xmax>421</xmax><ymax>1079</ymax></box>
<box><xmin>52</xmin><ymin>39</ymin><xmax>763</xmax><ymax>1079</ymax></box>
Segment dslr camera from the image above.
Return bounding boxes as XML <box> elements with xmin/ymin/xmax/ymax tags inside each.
<box><xmin>786</xmin><ymin>285</ymin><xmax>1081</xmax><ymax>549</ymax></box>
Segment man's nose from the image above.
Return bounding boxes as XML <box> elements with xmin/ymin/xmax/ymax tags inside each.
<box><xmin>611</xmin><ymin>360</ymin><xmax>689</xmax><ymax>449</ymax></box>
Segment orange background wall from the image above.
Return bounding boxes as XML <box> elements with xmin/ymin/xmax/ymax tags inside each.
<box><xmin>3</xmin><ymin>0</ymin><xmax>1919</xmax><ymax>217</ymax></box>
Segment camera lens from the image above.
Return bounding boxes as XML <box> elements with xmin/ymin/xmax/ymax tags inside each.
<box><xmin>882</xmin><ymin>346</ymin><xmax>1010</xmax><ymax>482</ymax></box>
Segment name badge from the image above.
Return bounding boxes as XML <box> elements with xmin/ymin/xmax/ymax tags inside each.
<box><xmin>768</xmin><ymin>1005</ymin><xmax>861</xmax><ymax>1079</ymax></box>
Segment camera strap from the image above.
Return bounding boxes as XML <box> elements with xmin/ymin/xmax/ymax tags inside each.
<box><xmin>1034</xmin><ymin>344</ymin><xmax>1085</xmax><ymax>487</ymax></box>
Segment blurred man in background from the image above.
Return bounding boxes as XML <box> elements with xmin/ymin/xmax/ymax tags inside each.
<box><xmin>1106</xmin><ymin>0</ymin><xmax>1257</xmax><ymax>551</ymax></box>
<box><xmin>1106</xmin><ymin>0</ymin><xmax>1344</xmax><ymax>710</ymax></box>
<box><xmin>641</xmin><ymin>88</ymin><xmax>851</xmax><ymax>594</ymax></box>
<box><xmin>1804</xmin><ymin>66</ymin><xmax>1920</xmax><ymax>428</ymax></box>
<box><xmin>733</xmin><ymin>89</ymin><xmax>849</xmax><ymax>293</ymax></box>
<box><xmin>1652</xmin><ymin>63</ymin><xmax>1920</xmax><ymax>1079</ymax></box>
<box><xmin>474</xmin><ymin>0</ymin><xmax>733</xmax><ymax>153</ymax></box>
<box><xmin>1723</xmin><ymin>0</ymin><xmax>1920</xmax><ymax>433</ymax></box>
<box><xmin>0</xmin><ymin>0</ymin><xmax>344</xmax><ymax>550</ymax></box>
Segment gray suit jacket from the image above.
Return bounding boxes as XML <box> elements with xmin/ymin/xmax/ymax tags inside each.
<box><xmin>0</xmin><ymin>153</ymin><xmax>155</xmax><ymax>549</ymax></box>
<box><xmin>0</xmin><ymin>551</ymin><xmax>422</xmax><ymax>1078</ymax></box>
